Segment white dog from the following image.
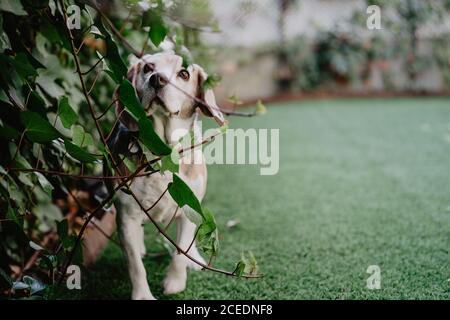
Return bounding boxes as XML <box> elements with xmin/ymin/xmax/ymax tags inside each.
<box><xmin>112</xmin><ymin>52</ymin><xmax>225</xmax><ymax>300</ymax></box>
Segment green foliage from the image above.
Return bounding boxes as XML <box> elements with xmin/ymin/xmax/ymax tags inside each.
<box><xmin>168</xmin><ymin>174</ymin><xmax>204</xmax><ymax>219</ymax></box>
<box><xmin>20</xmin><ymin>111</ymin><xmax>62</xmax><ymax>143</ymax></box>
<box><xmin>58</xmin><ymin>97</ymin><xmax>78</xmax><ymax>129</ymax></box>
<box><xmin>143</xmin><ymin>10</ymin><xmax>168</xmax><ymax>47</ymax></box>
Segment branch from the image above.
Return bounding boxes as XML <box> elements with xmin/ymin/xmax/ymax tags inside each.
<box><xmin>8</xmin><ymin>167</ymin><xmax>159</xmax><ymax>180</ymax></box>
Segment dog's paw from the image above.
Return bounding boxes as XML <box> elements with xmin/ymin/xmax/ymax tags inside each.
<box><xmin>163</xmin><ymin>269</ymin><xmax>187</xmax><ymax>295</ymax></box>
<box><xmin>187</xmin><ymin>251</ymin><xmax>207</xmax><ymax>270</ymax></box>
<box><xmin>132</xmin><ymin>291</ymin><xmax>156</xmax><ymax>300</ymax></box>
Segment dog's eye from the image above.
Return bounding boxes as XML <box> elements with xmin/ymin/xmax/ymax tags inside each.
<box><xmin>178</xmin><ymin>69</ymin><xmax>190</xmax><ymax>81</ymax></box>
<box><xmin>143</xmin><ymin>63</ymin><xmax>154</xmax><ymax>74</ymax></box>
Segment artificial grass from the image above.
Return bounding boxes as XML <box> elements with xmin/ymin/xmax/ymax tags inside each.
<box><xmin>55</xmin><ymin>98</ymin><xmax>450</xmax><ymax>299</ymax></box>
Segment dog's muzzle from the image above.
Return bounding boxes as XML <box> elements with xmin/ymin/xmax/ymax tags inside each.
<box><xmin>149</xmin><ymin>72</ymin><xmax>167</xmax><ymax>90</ymax></box>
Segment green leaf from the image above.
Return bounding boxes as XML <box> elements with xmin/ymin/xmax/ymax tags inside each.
<box><xmin>105</xmin><ymin>37</ymin><xmax>127</xmax><ymax>83</ymax></box>
<box><xmin>168</xmin><ymin>174</ymin><xmax>203</xmax><ymax>218</ymax></box>
<box><xmin>0</xmin><ymin>121</ymin><xmax>20</xmax><ymax>140</ymax></box>
<box><xmin>97</xmin><ymin>23</ymin><xmax>127</xmax><ymax>83</ymax></box>
<box><xmin>57</xmin><ymin>219</ymin><xmax>75</xmax><ymax>250</ymax></box>
<box><xmin>20</xmin><ymin>111</ymin><xmax>62</xmax><ymax>143</ymax></box>
<box><xmin>149</xmin><ymin>23</ymin><xmax>167</xmax><ymax>47</ymax></box>
<box><xmin>144</xmin><ymin>11</ymin><xmax>167</xmax><ymax>47</ymax></box>
<box><xmin>123</xmin><ymin>157</ymin><xmax>137</xmax><ymax>172</ymax></box>
<box><xmin>35</xmin><ymin>172</ymin><xmax>53</xmax><ymax>195</ymax></box>
<box><xmin>6</xmin><ymin>206</ymin><xmax>22</xmax><ymax>227</ymax></box>
<box><xmin>0</xmin><ymin>0</ymin><xmax>27</xmax><ymax>16</ymax></box>
<box><xmin>235</xmin><ymin>251</ymin><xmax>259</xmax><ymax>277</ymax></box>
<box><xmin>71</xmin><ymin>125</ymin><xmax>94</xmax><ymax>147</ymax></box>
<box><xmin>119</xmin><ymin>79</ymin><xmax>147</xmax><ymax>120</ymax></box>
<box><xmin>160</xmin><ymin>148</ymin><xmax>180</xmax><ymax>173</ymax></box>
<box><xmin>138</xmin><ymin>117</ymin><xmax>171</xmax><ymax>156</ymax></box>
<box><xmin>255</xmin><ymin>100</ymin><xmax>267</xmax><ymax>115</ymax></box>
<box><xmin>202</xmin><ymin>73</ymin><xmax>222</xmax><ymax>91</ymax></box>
<box><xmin>18</xmin><ymin>172</ymin><xmax>34</xmax><ymax>187</ymax></box>
<box><xmin>36</xmin><ymin>74</ymin><xmax>65</xmax><ymax>99</ymax></box>
<box><xmin>56</xmin><ymin>219</ymin><xmax>68</xmax><ymax>242</ymax></box>
<box><xmin>197</xmin><ymin>207</ymin><xmax>219</xmax><ymax>256</ymax></box>
<box><xmin>118</xmin><ymin>79</ymin><xmax>171</xmax><ymax>155</ymax></box>
<box><xmin>234</xmin><ymin>261</ymin><xmax>246</xmax><ymax>277</ymax></box>
<box><xmin>0</xmin><ymin>15</ymin><xmax>11</xmax><ymax>53</ymax></box>
<box><xmin>58</xmin><ymin>97</ymin><xmax>78</xmax><ymax>128</ymax></box>
<box><xmin>8</xmin><ymin>53</ymin><xmax>38</xmax><ymax>80</ymax></box>
<box><xmin>219</xmin><ymin>123</ymin><xmax>229</xmax><ymax>134</ymax></box>
<box><xmin>64</xmin><ymin>140</ymin><xmax>98</xmax><ymax>163</ymax></box>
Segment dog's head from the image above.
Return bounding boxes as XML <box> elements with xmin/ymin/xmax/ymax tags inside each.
<box><xmin>115</xmin><ymin>52</ymin><xmax>225</xmax><ymax>131</ymax></box>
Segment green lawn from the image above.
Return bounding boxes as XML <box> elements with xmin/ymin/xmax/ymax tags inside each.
<box><xmin>56</xmin><ymin>98</ymin><xmax>450</xmax><ymax>299</ymax></box>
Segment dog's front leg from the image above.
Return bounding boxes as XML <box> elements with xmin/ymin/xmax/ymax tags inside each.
<box><xmin>163</xmin><ymin>211</ymin><xmax>206</xmax><ymax>295</ymax></box>
<box><xmin>118</xmin><ymin>210</ymin><xmax>155</xmax><ymax>300</ymax></box>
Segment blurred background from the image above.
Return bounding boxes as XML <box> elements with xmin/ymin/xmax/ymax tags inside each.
<box><xmin>150</xmin><ymin>0</ymin><xmax>450</xmax><ymax>103</ymax></box>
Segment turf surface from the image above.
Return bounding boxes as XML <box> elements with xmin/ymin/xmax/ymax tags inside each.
<box><xmin>56</xmin><ymin>98</ymin><xmax>450</xmax><ymax>299</ymax></box>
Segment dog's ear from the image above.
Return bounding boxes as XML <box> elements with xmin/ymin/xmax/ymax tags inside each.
<box><xmin>113</xmin><ymin>61</ymin><xmax>142</xmax><ymax>131</ymax></box>
<box><xmin>195</xmin><ymin>65</ymin><xmax>225</xmax><ymax>126</ymax></box>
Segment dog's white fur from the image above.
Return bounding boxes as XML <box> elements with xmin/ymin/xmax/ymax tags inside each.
<box><xmin>114</xmin><ymin>52</ymin><xmax>224</xmax><ymax>300</ymax></box>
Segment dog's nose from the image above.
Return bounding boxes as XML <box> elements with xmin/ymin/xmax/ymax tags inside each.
<box><xmin>149</xmin><ymin>73</ymin><xmax>167</xmax><ymax>89</ymax></box>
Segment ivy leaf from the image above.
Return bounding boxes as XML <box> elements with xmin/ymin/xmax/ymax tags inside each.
<box><xmin>57</xmin><ymin>219</ymin><xmax>74</xmax><ymax>250</ymax></box>
<box><xmin>20</xmin><ymin>111</ymin><xmax>62</xmax><ymax>143</ymax></box>
<box><xmin>219</xmin><ymin>123</ymin><xmax>229</xmax><ymax>134</ymax></box>
<box><xmin>7</xmin><ymin>53</ymin><xmax>38</xmax><ymax>80</ymax></box>
<box><xmin>7</xmin><ymin>206</ymin><xmax>22</xmax><ymax>227</ymax></box>
<box><xmin>234</xmin><ymin>261</ymin><xmax>246</xmax><ymax>277</ymax></box>
<box><xmin>0</xmin><ymin>121</ymin><xmax>19</xmax><ymax>140</ymax></box>
<box><xmin>197</xmin><ymin>207</ymin><xmax>219</xmax><ymax>256</ymax></box>
<box><xmin>168</xmin><ymin>174</ymin><xmax>203</xmax><ymax>218</ymax></box>
<box><xmin>255</xmin><ymin>100</ymin><xmax>267</xmax><ymax>115</ymax></box>
<box><xmin>0</xmin><ymin>0</ymin><xmax>27</xmax><ymax>16</ymax></box>
<box><xmin>123</xmin><ymin>157</ymin><xmax>137</xmax><ymax>172</ymax></box>
<box><xmin>71</xmin><ymin>125</ymin><xmax>94</xmax><ymax>147</ymax></box>
<box><xmin>35</xmin><ymin>172</ymin><xmax>54</xmax><ymax>195</ymax></box>
<box><xmin>160</xmin><ymin>147</ymin><xmax>180</xmax><ymax>173</ymax></box>
<box><xmin>119</xmin><ymin>79</ymin><xmax>147</xmax><ymax>120</ymax></box>
<box><xmin>56</xmin><ymin>219</ymin><xmax>68</xmax><ymax>242</ymax></box>
<box><xmin>144</xmin><ymin>11</ymin><xmax>167</xmax><ymax>47</ymax></box>
<box><xmin>235</xmin><ymin>251</ymin><xmax>259</xmax><ymax>277</ymax></box>
<box><xmin>64</xmin><ymin>140</ymin><xmax>98</xmax><ymax>163</ymax></box>
<box><xmin>97</xmin><ymin>23</ymin><xmax>127</xmax><ymax>83</ymax></box>
<box><xmin>58</xmin><ymin>97</ymin><xmax>77</xmax><ymax>128</ymax></box>
<box><xmin>105</xmin><ymin>36</ymin><xmax>127</xmax><ymax>83</ymax></box>
<box><xmin>116</xmin><ymin>81</ymin><xmax>173</xmax><ymax>156</ymax></box>
<box><xmin>139</xmin><ymin>120</ymin><xmax>171</xmax><ymax>156</ymax></box>
<box><xmin>0</xmin><ymin>15</ymin><xmax>11</xmax><ymax>52</ymax></box>
<box><xmin>202</xmin><ymin>73</ymin><xmax>222</xmax><ymax>91</ymax></box>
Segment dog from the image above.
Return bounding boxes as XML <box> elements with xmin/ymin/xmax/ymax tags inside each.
<box><xmin>111</xmin><ymin>52</ymin><xmax>225</xmax><ymax>300</ymax></box>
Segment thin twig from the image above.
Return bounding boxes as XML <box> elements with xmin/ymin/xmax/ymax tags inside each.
<box><xmin>8</xmin><ymin>167</ymin><xmax>158</xmax><ymax>180</ymax></box>
<box><xmin>96</xmin><ymin>98</ymin><xmax>118</xmax><ymax>120</ymax></box>
<box><xmin>87</xmin><ymin>68</ymin><xmax>102</xmax><ymax>95</ymax></box>
<box><xmin>80</xmin><ymin>57</ymin><xmax>104</xmax><ymax>76</ymax></box>
<box><xmin>162</xmin><ymin>206</ymin><xmax>179</xmax><ymax>233</ymax></box>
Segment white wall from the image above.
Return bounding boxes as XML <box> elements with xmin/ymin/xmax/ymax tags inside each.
<box><xmin>203</xmin><ymin>0</ymin><xmax>364</xmax><ymax>46</ymax></box>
